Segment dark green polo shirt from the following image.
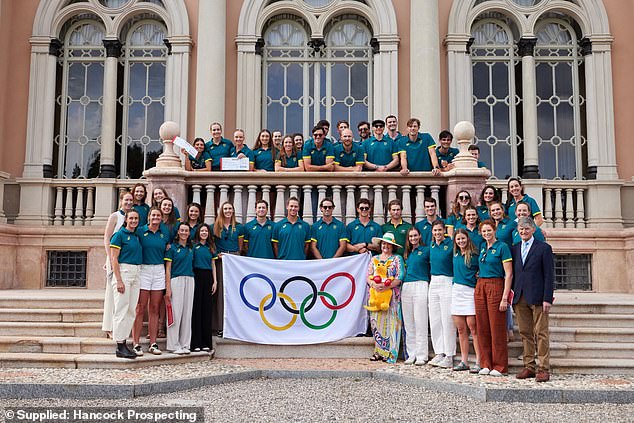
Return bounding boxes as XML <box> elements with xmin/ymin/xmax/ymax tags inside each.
<box><xmin>381</xmin><ymin>220</ymin><xmax>412</xmax><ymax>256</ymax></box>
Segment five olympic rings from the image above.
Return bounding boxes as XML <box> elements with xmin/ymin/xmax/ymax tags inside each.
<box><xmin>240</xmin><ymin>272</ymin><xmax>356</xmax><ymax>331</ymax></box>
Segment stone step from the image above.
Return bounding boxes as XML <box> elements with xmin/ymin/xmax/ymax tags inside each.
<box><xmin>0</xmin><ymin>290</ymin><xmax>104</xmax><ymax>310</ymax></box>
<box><xmin>0</xmin><ymin>336</ymin><xmax>167</xmax><ymax>355</ymax></box>
<box><xmin>0</xmin><ymin>322</ymin><xmax>104</xmax><ymax>337</ymax></box>
<box><xmin>507</xmin><ymin>358</ymin><xmax>634</xmax><ymax>376</ymax></box>
<box><xmin>215</xmin><ymin>337</ymin><xmax>374</xmax><ymax>359</ymax></box>
<box><xmin>548</xmin><ymin>313</ymin><xmax>634</xmax><ymax>328</ymax></box>
<box><xmin>0</xmin><ymin>351</ymin><xmax>213</xmax><ymax>369</ymax></box>
<box><xmin>551</xmin><ymin>292</ymin><xmax>634</xmax><ymax>315</ymax></box>
<box><xmin>549</xmin><ymin>327</ymin><xmax>634</xmax><ymax>343</ymax></box>
<box><xmin>0</xmin><ymin>309</ymin><xmax>103</xmax><ymax>323</ymax></box>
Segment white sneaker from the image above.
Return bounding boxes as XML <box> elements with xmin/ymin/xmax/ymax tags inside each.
<box><xmin>429</xmin><ymin>354</ymin><xmax>445</xmax><ymax>366</ymax></box>
<box><xmin>489</xmin><ymin>369</ymin><xmax>503</xmax><ymax>377</ymax></box>
<box><xmin>414</xmin><ymin>357</ymin><xmax>427</xmax><ymax>366</ymax></box>
<box><xmin>149</xmin><ymin>343</ymin><xmax>162</xmax><ymax>355</ymax></box>
<box><xmin>478</xmin><ymin>367</ymin><xmax>491</xmax><ymax>375</ymax></box>
<box><xmin>438</xmin><ymin>356</ymin><xmax>453</xmax><ymax>369</ymax></box>
<box><xmin>173</xmin><ymin>347</ymin><xmax>186</xmax><ymax>355</ymax></box>
<box><xmin>133</xmin><ymin>344</ymin><xmax>143</xmax><ymax>356</ymax></box>
<box><xmin>202</xmin><ymin>347</ymin><xmax>211</xmax><ymax>352</ymax></box>
<box><xmin>404</xmin><ymin>356</ymin><xmax>416</xmax><ymax>365</ymax></box>
<box><xmin>182</xmin><ymin>348</ymin><xmax>190</xmax><ymax>355</ymax></box>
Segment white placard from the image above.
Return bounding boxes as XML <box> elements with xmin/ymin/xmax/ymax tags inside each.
<box><xmin>221</xmin><ymin>157</ymin><xmax>250</xmax><ymax>171</ymax></box>
<box><xmin>173</xmin><ymin>136</ymin><xmax>198</xmax><ymax>157</ymax></box>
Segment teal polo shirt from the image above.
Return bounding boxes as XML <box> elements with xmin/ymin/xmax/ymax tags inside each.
<box><xmin>136</xmin><ymin>225</ymin><xmax>169</xmax><ymax>265</ymax></box>
<box><xmin>133</xmin><ymin>203</ymin><xmax>150</xmax><ymax>227</ymax></box>
<box><xmin>362</xmin><ymin>137</ymin><xmax>397</xmax><ymax>166</ymax></box>
<box><xmin>381</xmin><ymin>220</ymin><xmax>412</xmax><ymax>256</ymax></box>
<box><xmin>512</xmin><ymin>226</ymin><xmax>545</xmax><ymax>245</ymax></box>
<box><xmin>333</xmin><ymin>143</ymin><xmax>365</xmax><ymax>167</ymax></box>
<box><xmin>403</xmin><ymin>245</ymin><xmax>431</xmax><ymax>283</ymax></box>
<box><xmin>346</xmin><ymin>219</ymin><xmax>383</xmax><ymax>252</ymax></box>
<box><xmin>430</xmin><ymin>237</ymin><xmax>454</xmax><ymax>277</ymax></box>
<box><xmin>453</xmin><ymin>251</ymin><xmax>479</xmax><ymax>288</ymax></box>
<box><xmin>205</xmin><ymin>137</ymin><xmax>234</xmax><ymax>170</ymax></box>
<box><xmin>193</xmin><ymin>242</ymin><xmax>217</xmax><ymax>270</ymax></box>
<box><xmin>385</xmin><ymin>132</ymin><xmax>405</xmax><ymax>144</ymax></box>
<box><xmin>244</xmin><ymin>218</ymin><xmax>275</xmax><ymax>259</ymax></box>
<box><xmin>478</xmin><ymin>240</ymin><xmax>512</xmax><ymax>278</ymax></box>
<box><xmin>414</xmin><ymin>217</ymin><xmax>442</xmax><ymax>247</ymax></box>
<box><xmin>495</xmin><ymin>217</ymin><xmax>517</xmax><ymax>249</ymax></box>
<box><xmin>444</xmin><ymin>213</ymin><xmax>463</xmax><ymax>229</ymax></box>
<box><xmin>454</xmin><ymin>222</ymin><xmax>485</xmax><ymax>250</ymax></box>
<box><xmin>398</xmin><ymin>133</ymin><xmax>437</xmax><ymax>171</ymax></box>
<box><xmin>231</xmin><ymin>145</ymin><xmax>255</xmax><ymax>165</ymax></box>
<box><xmin>477</xmin><ymin>160</ymin><xmax>487</xmax><ymax>168</ymax></box>
<box><xmin>507</xmin><ymin>194</ymin><xmax>542</xmax><ymax>220</ymax></box>
<box><xmin>159</xmin><ymin>221</ymin><xmax>178</xmax><ymax>242</ymax></box>
<box><xmin>275</xmin><ymin>153</ymin><xmax>302</xmax><ymax>169</ymax></box>
<box><xmin>302</xmin><ymin>139</ymin><xmax>334</xmax><ymax>166</ymax></box>
<box><xmin>310</xmin><ymin>217</ymin><xmax>348</xmax><ymax>259</ymax></box>
<box><xmin>110</xmin><ymin>227</ymin><xmax>142</xmax><ymax>265</ymax></box>
<box><xmin>254</xmin><ymin>148</ymin><xmax>275</xmax><ymax>171</ymax></box>
<box><xmin>165</xmin><ymin>244</ymin><xmax>194</xmax><ymax>278</ymax></box>
<box><xmin>272</xmin><ymin>218</ymin><xmax>311</xmax><ymax>260</ymax></box>
<box><xmin>188</xmin><ymin>150</ymin><xmax>212</xmax><ymax>170</ymax></box>
<box><xmin>436</xmin><ymin>146</ymin><xmax>459</xmax><ymax>164</ymax></box>
<box><xmin>213</xmin><ymin>224</ymin><xmax>244</xmax><ymax>253</ymax></box>
<box><xmin>187</xmin><ymin>223</ymin><xmax>200</xmax><ymax>241</ymax></box>
<box><xmin>476</xmin><ymin>205</ymin><xmax>490</xmax><ymax>222</ymax></box>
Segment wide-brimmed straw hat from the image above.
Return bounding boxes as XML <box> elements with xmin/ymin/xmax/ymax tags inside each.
<box><xmin>371</xmin><ymin>232</ymin><xmax>402</xmax><ymax>249</ymax></box>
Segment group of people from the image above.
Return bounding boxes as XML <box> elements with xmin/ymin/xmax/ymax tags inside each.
<box><xmin>183</xmin><ymin>117</ymin><xmax>487</xmax><ymax>174</ymax></box>
<box><xmin>367</xmin><ymin>178</ymin><xmax>554</xmax><ymax>383</ymax></box>
<box><xmin>101</xmin><ymin>184</ymin><xmax>218</xmax><ymax>359</ymax></box>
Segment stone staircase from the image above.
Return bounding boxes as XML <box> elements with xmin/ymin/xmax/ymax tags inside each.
<box><xmin>0</xmin><ymin>290</ymin><xmax>211</xmax><ymax>368</ymax></box>
<box><xmin>0</xmin><ymin>290</ymin><xmax>633</xmax><ymax>373</ymax></box>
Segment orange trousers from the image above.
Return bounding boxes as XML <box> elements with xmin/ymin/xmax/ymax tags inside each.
<box><xmin>475</xmin><ymin>277</ymin><xmax>508</xmax><ymax>373</ymax></box>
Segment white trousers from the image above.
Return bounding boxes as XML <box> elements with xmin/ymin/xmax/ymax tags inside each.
<box><xmin>112</xmin><ymin>264</ymin><xmax>140</xmax><ymax>342</ymax></box>
<box><xmin>167</xmin><ymin>276</ymin><xmax>195</xmax><ymax>351</ymax></box>
<box><xmin>101</xmin><ymin>259</ymin><xmax>114</xmax><ymax>332</ymax></box>
<box><xmin>428</xmin><ymin>275</ymin><xmax>456</xmax><ymax>357</ymax></box>
<box><xmin>401</xmin><ymin>281</ymin><xmax>429</xmax><ymax>360</ymax></box>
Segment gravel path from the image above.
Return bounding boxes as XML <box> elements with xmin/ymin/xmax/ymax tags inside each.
<box><xmin>3</xmin><ymin>377</ymin><xmax>634</xmax><ymax>422</ymax></box>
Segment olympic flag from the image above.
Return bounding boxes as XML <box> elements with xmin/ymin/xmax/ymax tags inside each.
<box><xmin>223</xmin><ymin>253</ymin><xmax>371</xmax><ymax>345</ymax></box>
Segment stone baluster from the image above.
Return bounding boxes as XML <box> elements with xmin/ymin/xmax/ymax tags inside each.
<box><xmin>275</xmin><ymin>185</ymin><xmax>286</xmax><ymax>222</ymax></box>
<box><xmin>191</xmin><ymin>185</ymin><xmax>202</xmax><ymax>205</ymax></box>
<box><xmin>373</xmin><ymin>185</ymin><xmax>385</xmax><ymax>225</ymax></box>
<box><xmin>218</xmin><ymin>184</ymin><xmax>229</xmax><ymax>208</ymax></box>
<box><xmin>261</xmin><ymin>185</ymin><xmax>271</xmax><ymax>208</ymax></box>
<box><xmin>246</xmin><ymin>185</ymin><xmax>258</xmax><ymax>221</ymax></box>
<box><xmin>345</xmin><ymin>185</ymin><xmax>357</xmax><ymax>224</ymax></box>
<box><xmin>576</xmin><ymin>188</ymin><xmax>586</xmax><ymax>228</ymax></box>
<box><xmin>564</xmin><ymin>188</ymin><xmax>574</xmax><ymax>228</ymax></box>
<box><xmin>316</xmin><ymin>185</ymin><xmax>328</xmax><ymax>219</ymax></box>
<box><xmin>554</xmin><ymin>188</ymin><xmax>564</xmax><ymax>228</ymax></box>
<box><xmin>543</xmin><ymin>187</ymin><xmax>553</xmax><ymax>228</ymax></box>
<box><xmin>85</xmin><ymin>187</ymin><xmax>95</xmax><ymax>223</ymax></box>
<box><xmin>76</xmin><ymin>187</ymin><xmax>85</xmax><ymax>226</ymax></box>
<box><xmin>54</xmin><ymin>186</ymin><xmax>64</xmax><ymax>225</ymax></box>
<box><xmin>204</xmin><ymin>185</ymin><xmax>216</xmax><ymax>224</ymax></box>
<box><xmin>359</xmin><ymin>185</ymin><xmax>370</xmax><ymax>200</ymax></box>
<box><xmin>233</xmin><ymin>185</ymin><xmax>244</xmax><ymax>223</ymax></box>
<box><xmin>430</xmin><ymin>185</ymin><xmax>441</xmax><ymax>217</ymax></box>
<box><xmin>289</xmin><ymin>185</ymin><xmax>299</xmax><ymax>199</ymax></box>
<box><xmin>64</xmin><ymin>187</ymin><xmax>74</xmax><ymax>226</ymax></box>
<box><xmin>414</xmin><ymin>185</ymin><xmax>426</xmax><ymax>223</ymax></box>
<box><xmin>387</xmin><ymin>185</ymin><xmax>398</xmax><ymax>203</ymax></box>
<box><xmin>332</xmin><ymin>185</ymin><xmax>343</xmax><ymax>221</ymax></box>
<box><xmin>402</xmin><ymin>185</ymin><xmax>412</xmax><ymax>222</ymax></box>
<box><xmin>303</xmin><ymin>185</ymin><xmax>314</xmax><ymax>224</ymax></box>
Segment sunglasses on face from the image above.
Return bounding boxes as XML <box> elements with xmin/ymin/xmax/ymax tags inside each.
<box><xmin>322</xmin><ymin>205</ymin><xmax>334</xmax><ymax>210</ymax></box>
<box><xmin>313</xmin><ymin>133</ymin><xmax>324</xmax><ymax>137</ymax></box>
<box><xmin>373</xmin><ymin>125</ymin><xmax>384</xmax><ymax>128</ymax></box>
<box><xmin>358</xmin><ymin>206</ymin><xmax>370</xmax><ymax>211</ymax></box>
<box><xmin>459</xmin><ymin>195</ymin><xmax>470</xmax><ymax>200</ymax></box>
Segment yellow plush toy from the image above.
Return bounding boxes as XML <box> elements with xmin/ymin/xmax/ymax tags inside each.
<box><xmin>364</xmin><ymin>257</ymin><xmax>394</xmax><ymax>311</ymax></box>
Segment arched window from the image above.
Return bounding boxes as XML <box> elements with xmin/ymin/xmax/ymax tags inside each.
<box><xmin>471</xmin><ymin>17</ymin><xmax>520</xmax><ymax>179</ymax></box>
<box><xmin>535</xmin><ymin>18</ymin><xmax>586</xmax><ymax>180</ymax></box>
<box><xmin>118</xmin><ymin>20</ymin><xmax>168</xmax><ymax>179</ymax></box>
<box><xmin>54</xmin><ymin>19</ymin><xmax>106</xmax><ymax>179</ymax></box>
<box><xmin>262</xmin><ymin>15</ymin><xmax>372</xmax><ymax>136</ymax></box>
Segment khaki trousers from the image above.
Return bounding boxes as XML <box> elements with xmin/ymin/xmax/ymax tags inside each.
<box><xmin>515</xmin><ymin>295</ymin><xmax>550</xmax><ymax>372</ymax></box>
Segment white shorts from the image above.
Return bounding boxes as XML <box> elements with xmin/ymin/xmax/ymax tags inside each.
<box><xmin>451</xmin><ymin>283</ymin><xmax>476</xmax><ymax>316</ymax></box>
<box><xmin>139</xmin><ymin>264</ymin><xmax>166</xmax><ymax>291</ymax></box>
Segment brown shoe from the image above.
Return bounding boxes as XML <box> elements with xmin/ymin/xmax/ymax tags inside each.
<box><xmin>535</xmin><ymin>371</ymin><xmax>550</xmax><ymax>382</ymax></box>
<box><xmin>516</xmin><ymin>368</ymin><xmax>536</xmax><ymax>379</ymax></box>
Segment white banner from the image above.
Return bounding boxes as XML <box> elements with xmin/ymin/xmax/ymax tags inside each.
<box><xmin>223</xmin><ymin>254</ymin><xmax>370</xmax><ymax>345</ymax></box>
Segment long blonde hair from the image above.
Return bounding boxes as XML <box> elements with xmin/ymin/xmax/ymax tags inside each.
<box><xmin>213</xmin><ymin>201</ymin><xmax>238</xmax><ymax>238</ymax></box>
<box><xmin>453</xmin><ymin>228</ymin><xmax>477</xmax><ymax>266</ymax></box>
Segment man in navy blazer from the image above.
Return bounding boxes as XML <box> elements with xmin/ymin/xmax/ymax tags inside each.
<box><xmin>511</xmin><ymin>217</ymin><xmax>555</xmax><ymax>382</ymax></box>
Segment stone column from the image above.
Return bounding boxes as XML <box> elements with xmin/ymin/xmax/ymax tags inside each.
<box><xmin>410</xmin><ymin>0</ymin><xmax>440</xmax><ymax>137</ymax></box>
<box><xmin>445</xmin><ymin>35</ymin><xmax>473</xmax><ymax>128</ymax></box>
<box><xmin>194</xmin><ymin>0</ymin><xmax>225</xmax><ymax>137</ymax></box>
<box><xmin>236</xmin><ymin>36</ymin><xmax>262</xmax><ymax>147</ymax></box>
<box><xmin>518</xmin><ymin>38</ymin><xmax>539</xmax><ymax>178</ymax></box>
<box><xmin>373</xmin><ymin>37</ymin><xmax>399</xmax><ymax>120</ymax></box>
<box><xmin>164</xmin><ymin>36</ymin><xmax>192</xmax><ymax>140</ymax></box>
<box><xmin>99</xmin><ymin>39</ymin><xmax>121</xmax><ymax>178</ymax></box>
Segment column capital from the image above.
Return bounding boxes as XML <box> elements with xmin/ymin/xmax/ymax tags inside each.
<box><xmin>49</xmin><ymin>38</ymin><xmax>62</xmax><ymax>56</ymax></box>
<box><xmin>517</xmin><ymin>37</ymin><xmax>537</xmax><ymax>57</ymax></box>
<box><xmin>102</xmin><ymin>39</ymin><xmax>122</xmax><ymax>57</ymax></box>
